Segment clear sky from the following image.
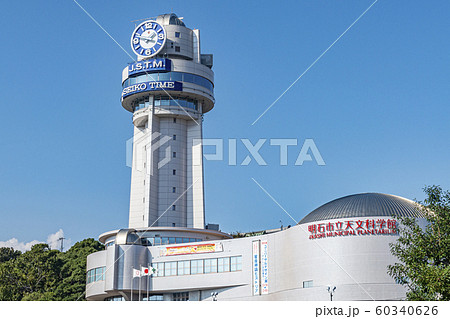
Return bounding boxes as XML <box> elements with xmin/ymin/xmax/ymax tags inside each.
<box><xmin>0</xmin><ymin>0</ymin><xmax>449</xmax><ymax>249</ymax></box>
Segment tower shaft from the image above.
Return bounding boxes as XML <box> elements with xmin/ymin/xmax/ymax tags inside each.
<box><xmin>128</xmin><ymin>111</ymin><xmax>205</xmax><ymax>228</ymax></box>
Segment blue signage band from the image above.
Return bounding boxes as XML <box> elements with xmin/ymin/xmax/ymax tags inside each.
<box><xmin>122</xmin><ymin>81</ymin><xmax>182</xmax><ymax>98</ymax></box>
<box><xmin>127</xmin><ymin>58</ymin><xmax>171</xmax><ymax>77</ymax></box>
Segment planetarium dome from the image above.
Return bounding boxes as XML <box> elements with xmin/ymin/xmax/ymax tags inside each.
<box><xmin>299</xmin><ymin>193</ymin><xmax>424</xmax><ymax>224</ymax></box>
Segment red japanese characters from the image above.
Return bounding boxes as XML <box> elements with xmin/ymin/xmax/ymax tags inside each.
<box><xmin>307</xmin><ymin>218</ymin><xmax>398</xmax><ymax>239</ymax></box>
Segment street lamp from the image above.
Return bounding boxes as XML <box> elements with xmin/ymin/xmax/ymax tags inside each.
<box><xmin>327</xmin><ymin>286</ymin><xmax>336</xmax><ymax>301</ymax></box>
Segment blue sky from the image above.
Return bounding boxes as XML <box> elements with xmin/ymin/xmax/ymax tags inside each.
<box><xmin>0</xmin><ymin>0</ymin><xmax>449</xmax><ymax>248</ymax></box>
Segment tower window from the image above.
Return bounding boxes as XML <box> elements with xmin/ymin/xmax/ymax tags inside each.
<box><xmin>173</xmin><ymin>169</ymin><xmax>176</xmax><ymax>175</ymax></box>
<box><xmin>172</xmin><ymin>187</ymin><xmax>176</xmax><ymax>193</ymax></box>
<box><xmin>175</xmin><ymin>46</ymin><xmax>181</xmax><ymax>52</ymax></box>
<box><xmin>173</xmin><ymin>118</ymin><xmax>177</xmax><ymax>123</ymax></box>
<box><xmin>173</xmin><ymin>135</ymin><xmax>176</xmax><ymax>140</ymax></box>
<box><xmin>175</xmin><ymin>32</ymin><xmax>180</xmax><ymax>38</ymax></box>
<box><xmin>173</xmin><ymin>152</ymin><xmax>176</xmax><ymax>158</ymax></box>
<box><xmin>172</xmin><ymin>223</ymin><xmax>176</xmax><ymax>227</ymax></box>
<box><xmin>172</xmin><ymin>205</ymin><xmax>176</xmax><ymax>211</ymax></box>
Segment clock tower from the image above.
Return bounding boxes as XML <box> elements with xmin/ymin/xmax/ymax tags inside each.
<box><xmin>121</xmin><ymin>13</ymin><xmax>214</xmax><ymax>229</ymax></box>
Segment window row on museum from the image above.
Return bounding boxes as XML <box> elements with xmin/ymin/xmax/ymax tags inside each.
<box><xmin>86</xmin><ymin>266</ymin><xmax>106</xmax><ymax>284</ymax></box>
<box><xmin>152</xmin><ymin>256</ymin><xmax>242</xmax><ymax>277</ymax></box>
<box><xmin>105</xmin><ymin>236</ymin><xmax>203</xmax><ymax>248</ymax></box>
<box><xmin>88</xmin><ymin>256</ymin><xmax>242</xmax><ymax>284</ymax></box>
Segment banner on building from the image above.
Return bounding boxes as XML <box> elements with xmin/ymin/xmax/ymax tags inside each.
<box><xmin>261</xmin><ymin>240</ymin><xmax>269</xmax><ymax>294</ymax></box>
<box><xmin>159</xmin><ymin>242</ymin><xmax>223</xmax><ymax>257</ymax></box>
<box><xmin>252</xmin><ymin>240</ymin><xmax>260</xmax><ymax>296</ymax></box>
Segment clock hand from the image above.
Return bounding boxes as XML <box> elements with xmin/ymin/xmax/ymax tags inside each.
<box><xmin>136</xmin><ymin>35</ymin><xmax>156</xmax><ymax>43</ymax></box>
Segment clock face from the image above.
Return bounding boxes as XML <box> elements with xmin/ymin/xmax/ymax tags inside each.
<box><xmin>130</xmin><ymin>20</ymin><xmax>167</xmax><ymax>58</ymax></box>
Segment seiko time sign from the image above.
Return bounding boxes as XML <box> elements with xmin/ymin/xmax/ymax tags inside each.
<box><xmin>131</xmin><ymin>20</ymin><xmax>167</xmax><ymax>58</ymax></box>
<box><xmin>121</xmin><ymin>81</ymin><xmax>182</xmax><ymax>99</ymax></box>
<box><xmin>307</xmin><ymin>218</ymin><xmax>398</xmax><ymax>240</ymax></box>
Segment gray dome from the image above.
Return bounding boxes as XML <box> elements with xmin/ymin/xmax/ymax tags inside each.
<box><xmin>299</xmin><ymin>193</ymin><xmax>424</xmax><ymax>224</ymax></box>
<box><xmin>156</xmin><ymin>13</ymin><xmax>186</xmax><ymax>26</ymax></box>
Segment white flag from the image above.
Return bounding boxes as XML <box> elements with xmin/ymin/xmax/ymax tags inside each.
<box><xmin>151</xmin><ymin>266</ymin><xmax>158</xmax><ymax>275</ymax></box>
<box><xmin>141</xmin><ymin>266</ymin><xmax>149</xmax><ymax>276</ymax></box>
<box><xmin>132</xmin><ymin>268</ymin><xmax>141</xmax><ymax>277</ymax></box>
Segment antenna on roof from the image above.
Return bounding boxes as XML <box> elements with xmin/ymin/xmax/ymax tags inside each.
<box><xmin>58</xmin><ymin>237</ymin><xmax>65</xmax><ymax>252</ymax></box>
<box><xmin>130</xmin><ymin>17</ymin><xmax>156</xmax><ymax>28</ymax></box>
<box><xmin>130</xmin><ymin>17</ymin><xmax>155</xmax><ymax>23</ymax></box>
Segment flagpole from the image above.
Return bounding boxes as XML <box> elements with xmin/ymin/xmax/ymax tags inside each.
<box><xmin>139</xmin><ymin>265</ymin><xmax>141</xmax><ymax>301</ymax></box>
<box><xmin>131</xmin><ymin>267</ymin><xmax>133</xmax><ymax>302</ymax></box>
<box><xmin>147</xmin><ymin>263</ymin><xmax>150</xmax><ymax>301</ymax></box>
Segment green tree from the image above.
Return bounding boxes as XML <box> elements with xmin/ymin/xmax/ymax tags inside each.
<box><xmin>388</xmin><ymin>185</ymin><xmax>450</xmax><ymax>300</ymax></box>
<box><xmin>0</xmin><ymin>247</ymin><xmax>21</xmax><ymax>263</ymax></box>
<box><xmin>0</xmin><ymin>244</ymin><xmax>63</xmax><ymax>300</ymax></box>
<box><xmin>53</xmin><ymin>238</ymin><xmax>104</xmax><ymax>300</ymax></box>
<box><xmin>0</xmin><ymin>238</ymin><xmax>103</xmax><ymax>301</ymax></box>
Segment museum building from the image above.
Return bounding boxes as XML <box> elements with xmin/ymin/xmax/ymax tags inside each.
<box><xmin>85</xmin><ymin>13</ymin><xmax>425</xmax><ymax>301</ymax></box>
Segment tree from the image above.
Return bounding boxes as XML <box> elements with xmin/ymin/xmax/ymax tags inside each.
<box><xmin>53</xmin><ymin>238</ymin><xmax>104</xmax><ymax>300</ymax></box>
<box><xmin>0</xmin><ymin>247</ymin><xmax>21</xmax><ymax>263</ymax></box>
<box><xmin>0</xmin><ymin>244</ymin><xmax>63</xmax><ymax>300</ymax></box>
<box><xmin>388</xmin><ymin>185</ymin><xmax>450</xmax><ymax>300</ymax></box>
<box><xmin>0</xmin><ymin>238</ymin><xmax>103</xmax><ymax>301</ymax></box>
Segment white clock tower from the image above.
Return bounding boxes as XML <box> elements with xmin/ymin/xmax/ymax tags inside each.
<box><xmin>121</xmin><ymin>14</ymin><xmax>215</xmax><ymax>229</ymax></box>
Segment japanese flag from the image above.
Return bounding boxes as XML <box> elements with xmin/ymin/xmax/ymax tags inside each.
<box><xmin>132</xmin><ymin>268</ymin><xmax>141</xmax><ymax>278</ymax></box>
<box><xmin>141</xmin><ymin>266</ymin><xmax>149</xmax><ymax>276</ymax></box>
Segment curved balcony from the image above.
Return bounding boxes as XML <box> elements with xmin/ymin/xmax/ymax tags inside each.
<box><xmin>132</xmin><ymin>108</ymin><xmax>150</xmax><ymax>127</ymax></box>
